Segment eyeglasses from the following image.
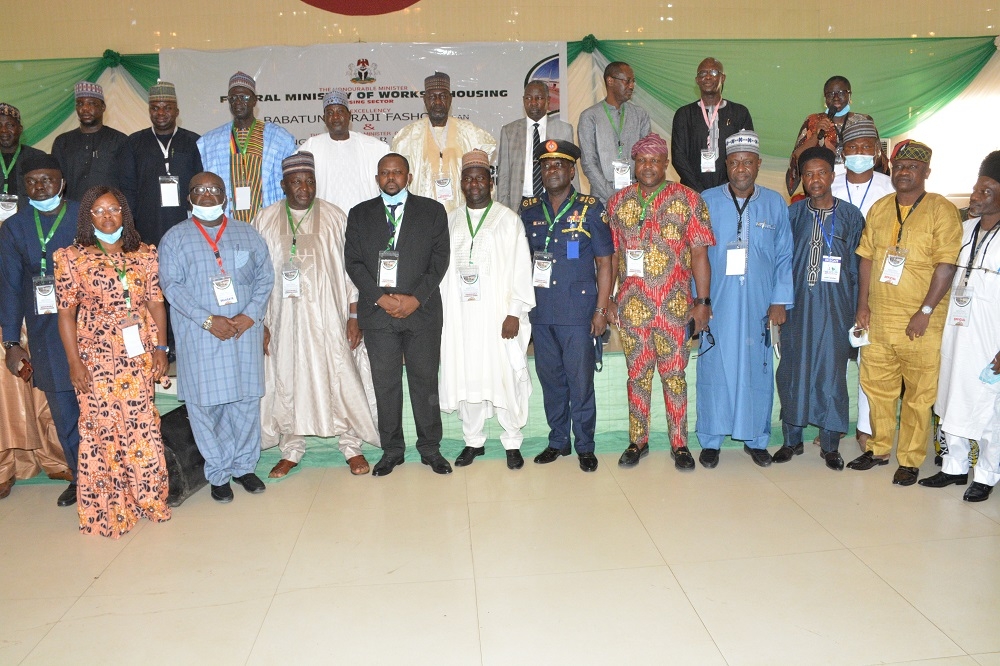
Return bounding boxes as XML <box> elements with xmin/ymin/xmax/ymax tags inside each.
<box><xmin>695</xmin><ymin>327</ymin><xmax>716</xmax><ymax>358</ymax></box>
<box><xmin>696</xmin><ymin>69</ymin><xmax>721</xmax><ymax>78</ymax></box>
<box><xmin>228</xmin><ymin>94</ymin><xmax>253</xmax><ymax>103</ymax></box>
<box><xmin>610</xmin><ymin>76</ymin><xmax>635</xmax><ymax>85</ymax></box>
<box><xmin>824</xmin><ymin>90</ymin><xmax>851</xmax><ymax>99</ymax></box>
<box><xmin>90</xmin><ymin>205</ymin><xmax>122</xmax><ymax>217</ymax></box>
<box><xmin>190</xmin><ymin>185</ymin><xmax>224</xmax><ymax>196</ymax></box>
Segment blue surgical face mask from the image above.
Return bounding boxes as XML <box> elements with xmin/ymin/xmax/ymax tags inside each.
<box><xmin>834</xmin><ymin>104</ymin><xmax>850</xmax><ymax>117</ymax></box>
<box><xmin>380</xmin><ymin>189</ymin><xmax>407</xmax><ymax>206</ymax></box>
<box><xmin>29</xmin><ymin>180</ymin><xmax>64</xmax><ymax>213</ymax></box>
<box><xmin>93</xmin><ymin>225</ymin><xmax>124</xmax><ymax>243</ymax></box>
<box><xmin>845</xmin><ymin>154</ymin><xmax>876</xmax><ymax>174</ymax></box>
<box><xmin>189</xmin><ymin>200</ymin><xmax>226</xmax><ymax>221</ymax></box>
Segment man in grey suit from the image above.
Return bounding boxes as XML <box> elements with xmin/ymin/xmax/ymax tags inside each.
<box><xmin>344</xmin><ymin>153</ymin><xmax>452</xmax><ymax>477</ymax></box>
<box><xmin>495</xmin><ymin>81</ymin><xmax>574</xmax><ymax>210</ymax></box>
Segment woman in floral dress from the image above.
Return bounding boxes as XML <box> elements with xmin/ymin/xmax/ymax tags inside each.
<box><xmin>55</xmin><ymin>186</ymin><xmax>171</xmax><ymax>538</ymax></box>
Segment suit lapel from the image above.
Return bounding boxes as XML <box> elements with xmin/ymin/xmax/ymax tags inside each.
<box><xmin>510</xmin><ymin>119</ymin><xmax>528</xmax><ymax>201</ymax></box>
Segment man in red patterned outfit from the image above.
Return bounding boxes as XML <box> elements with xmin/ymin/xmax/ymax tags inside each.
<box><xmin>607</xmin><ymin>133</ymin><xmax>715</xmax><ymax>471</ymax></box>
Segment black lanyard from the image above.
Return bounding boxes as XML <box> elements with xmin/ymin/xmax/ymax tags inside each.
<box><xmin>962</xmin><ymin>222</ymin><xmax>1000</xmax><ymax>286</ymax></box>
<box><xmin>893</xmin><ymin>192</ymin><xmax>926</xmax><ymax>245</ymax></box>
<box><xmin>729</xmin><ymin>185</ymin><xmax>753</xmax><ymax>240</ymax></box>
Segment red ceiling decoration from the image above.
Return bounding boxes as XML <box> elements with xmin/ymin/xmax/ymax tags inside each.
<box><xmin>299</xmin><ymin>0</ymin><xmax>420</xmax><ymax>16</ymax></box>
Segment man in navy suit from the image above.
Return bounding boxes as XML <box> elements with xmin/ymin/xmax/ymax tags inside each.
<box><xmin>344</xmin><ymin>153</ymin><xmax>452</xmax><ymax>476</ymax></box>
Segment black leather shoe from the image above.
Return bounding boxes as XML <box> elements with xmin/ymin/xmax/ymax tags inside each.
<box><xmin>847</xmin><ymin>451</ymin><xmax>890</xmax><ymax>470</ymax></box>
<box><xmin>421</xmin><ymin>454</ymin><xmax>453</xmax><ymax>475</ymax></box>
<box><xmin>744</xmin><ymin>444</ymin><xmax>772</xmax><ymax>467</ymax></box>
<box><xmin>820</xmin><ymin>450</ymin><xmax>845</xmax><ymax>471</ymax></box>
<box><xmin>671</xmin><ymin>446</ymin><xmax>695</xmax><ymax>471</ymax></box>
<box><xmin>210</xmin><ymin>483</ymin><xmax>234</xmax><ymax>503</ymax></box>
<box><xmin>56</xmin><ymin>482</ymin><xmax>77</xmax><ymax>507</ymax></box>
<box><xmin>918</xmin><ymin>471</ymin><xmax>968</xmax><ymax>488</ymax></box>
<box><xmin>534</xmin><ymin>446</ymin><xmax>571</xmax><ymax>464</ymax></box>
<box><xmin>772</xmin><ymin>443</ymin><xmax>804</xmax><ymax>463</ymax></box>
<box><xmin>233</xmin><ymin>473</ymin><xmax>266</xmax><ymax>494</ymax></box>
<box><xmin>618</xmin><ymin>443</ymin><xmax>649</xmax><ymax>467</ymax></box>
<box><xmin>699</xmin><ymin>448</ymin><xmax>720</xmax><ymax>468</ymax></box>
<box><xmin>454</xmin><ymin>446</ymin><xmax>484</xmax><ymax>467</ymax></box>
<box><xmin>578</xmin><ymin>453</ymin><xmax>598</xmax><ymax>472</ymax></box>
<box><xmin>892</xmin><ymin>466</ymin><xmax>919</xmax><ymax>486</ymax></box>
<box><xmin>963</xmin><ymin>482</ymin><xmax>994</xmax><ymax>502</ymax></box>
<box><xmin>372</xmin><ymin>455</ymin><xmax>404</xmax><ymax>477</ymax></box>
<box><xmin>506</xmin><ymin>449</ymin><xmax>524</xmax><ymax>470</ymax></box>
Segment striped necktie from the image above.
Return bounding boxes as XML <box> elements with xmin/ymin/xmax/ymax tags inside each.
<box><xmin>532</xmin><ymin>122</ymin><xmax>543</xmax><ymax>197</ymax></box>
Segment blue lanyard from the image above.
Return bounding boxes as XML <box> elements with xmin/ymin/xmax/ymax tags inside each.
<box><xmin>813</xmin><ymin>203</ymin><xmax>837</xmax><ymax>252</ymax></box>
<box><xmin>844</xmin><ymin>173</ymin><xmax>873</xmax><ymax>212</ymax></box>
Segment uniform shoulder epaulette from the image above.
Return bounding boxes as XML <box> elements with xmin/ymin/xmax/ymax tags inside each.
<box><xmin>579</xmin><ymin>195</ymin><xmax>598</xmax><ymax>205</ymax></box>
<box><xmin>521</xmin><ymin>197</ymin><xmax>539</xmax><ymax>209</ymax></box>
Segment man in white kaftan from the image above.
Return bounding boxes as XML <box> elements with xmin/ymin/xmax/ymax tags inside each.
<box><xmin>255</xmin><ymin>152</ymin><xmax>380</xmax><ymax>478</ymax></box>
<box><xmin>921</xmin><ymin>151</ymin><xmax>1000</xmax><ymax>502</ymax></box>
<box><xmin>299</xmin><ymin>90</ymin><xmax>388</xmax><ymax>214</ymax></box>
<box><xmin>439</xmin><ymin>150</ymin><xmax>534</xmax><ymax>470</ymax></box>
<box><xmin>391</xmin><ymin>72</ymin><xmax>496</xmax><ymax>213</ymax></box>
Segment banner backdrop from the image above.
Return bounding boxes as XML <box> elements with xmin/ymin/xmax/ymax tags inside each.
<box><xmin>160</xmin><ymin>42</ymin><xmax>566</xmax><ymax>147</ymax></box>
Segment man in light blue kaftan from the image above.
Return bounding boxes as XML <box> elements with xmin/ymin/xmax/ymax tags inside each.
<box><xmin>158</xmin><ymin>172</ymin><xmax>274</xmax><ymax>502</ymax></box>
<box><xmin>695</xmin><ymin>130</ymin><xmax>794</xmax><ymax>468</ymax></box>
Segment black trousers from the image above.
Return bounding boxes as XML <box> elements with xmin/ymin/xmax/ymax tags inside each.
<box><xmin>364</xmin><ymin>319</ymin><xmax>442</xmax><ymax>459</ymax></box>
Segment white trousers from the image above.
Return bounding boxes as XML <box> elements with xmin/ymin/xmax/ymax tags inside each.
<box><xmin>942</xmin><ymin>396</ymin><xmax>1000</xmax><ymax>487</ymax></box>
<box><xmin>260</xmin><ymin>431</ymin><xmax>364</xmax><ymax>464</ymax></box>
<box><xmin>855</xmin><ymin>357</ymin><xmax>872</xmax><ymax>435</ymax></box>
<box><xmin>458</xmin><ymin>401</ymin><xmax>522</xmax><ymax>450</ymax></box>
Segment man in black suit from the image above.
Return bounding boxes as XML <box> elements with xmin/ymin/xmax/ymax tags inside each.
<box><xmin>345</xmin><ymin>153</ymin><xmax>452</xmax><ymax>476</ymax></box>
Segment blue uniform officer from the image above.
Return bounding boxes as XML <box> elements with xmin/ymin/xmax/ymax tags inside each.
<box><xmin>520</xmin><ymin>139</ymin><xmax>614</xmax><ymax>472</ymax></box>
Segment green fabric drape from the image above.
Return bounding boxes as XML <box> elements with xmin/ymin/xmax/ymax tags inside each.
<box><xmin>568</xmin><ymin>36</ymin><xmax>996</xmax><ymax>157</ymax></box>
<box><xmin>0</xmin><ymin>51</ymin><xmax>160</xmax><ymax>146</ymax></box>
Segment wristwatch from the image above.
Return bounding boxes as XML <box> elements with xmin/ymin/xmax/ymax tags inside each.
<box><xmin>202</xmin><ymin>315</ymin><xmax>214</xmax><ymax>330</ymax></box>
<box><xmin>694</xmin><ymin>297</ymin><xmax>712</xmax><ymax>306</ymax></box>
<box><xmin>2</xmin><ymin>341</ymin><xmax>20</xmax><ymax>350</ymax></box>
<box><xmin>920</xmin><ymin>305</ymin><xmax>933</xmax><ymax>315</ymax></box>
<box><xmin>155</xmin><ymin>345</ymin><xmax>170</xmax><ymax>353</ymax></box>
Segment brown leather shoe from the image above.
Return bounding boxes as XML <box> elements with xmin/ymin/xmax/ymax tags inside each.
<box><xmin>46</xmin><ymin>469</ymin><xmax>74</xmax><ymax>482</ymax></box>
<box><xmin>268</xmin><ymin>459</ymin><xmax>298</xmax><ymax>478</ymax></box>
<box><xmin>347</xmin><ymin>455</ymin><xmax>370</xmax><ymax>476</ymax></box>
<box><xmin>0</xmin><ymin>476</ymin><xmax>13</xmax><ymax>500</ymax></box>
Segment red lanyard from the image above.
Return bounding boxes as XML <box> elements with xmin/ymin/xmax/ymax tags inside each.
<box><xmin>193</xmin><ymin>216</ymin><xmax>229</xmax><ymax>273</ymax></box>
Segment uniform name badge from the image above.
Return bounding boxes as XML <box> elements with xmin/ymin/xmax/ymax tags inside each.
<box><xmin>612</xmin><ymin>160</ymin><xmax>631</xmax><ymax>190</ymax></box>
<box><xmin>281</xmin><ymin>261</ymin><xmax>301</xmax><ymax>299</ymax></box>
<box><xmin>434</xmin><ymin>173</ymin><xmax>454</xmax><ymax>202</ymax></box>
<box><xmin>0</xmin><ymin>193</ymin><xmax>17</xmax><ymax>221</ymax></box>
<box><xmin>532</xmin><ymin>251</ymin><xmax>553</xmax><ymax>288</ymax></box>
<box><xmin>879</xmin><ymin>246</ymin><xmax>907</xmax><ymax>285</ymax></box>
<box><xmin>700</xmin><ymin>150</ymin><xmax>717</xmax><ymax>173</ymax></box>
<box><xmin>626</xmin><ymin>249</ymin><xmax>645</xmax><ymax>277</ymax></box>
<box><xmin>159</xmin><ymin>175</ymin><xmax>180</xmax><ymax>208</ymax></box>
<box><xmin>212</xmin><ymin>274</ymin><xmax>238</xmax><ymax>306</ymax></box>
<box><xmin>234</xmin><ymin>186</ymin><xmax>252</xmax><ymax>211</ymax></box>
<box><xmin>378</xmin><ymin>250</ymin><xmax>399</xmax><ymax>288</ymax></box>
<box><xmin>459</xmin><ymin>266</ymin><xmax>481</xmax><ymax>301</ymax></box>
<box><xmin>32</xmin><ymin>275</ymin><xmax>57</xmax><ymax>315</ymax></box>
<box><xmin>118</xmin><ymin>312</ymin><xmax>146</xmax><ymax>359</ymax></box>
<box><xmin>948</xmin><ymin>286</ymin><xmax>973</xmax><ymax>327</ymax></box>
<box><xmin>725</xmin><ymin>240</ymin><xmax>747</xmax><ymax>276</ymax></box>
<box><xmin>821</xmin><ymin>255</ymin><xmax>842</xmax><ymax>283</ymax></box>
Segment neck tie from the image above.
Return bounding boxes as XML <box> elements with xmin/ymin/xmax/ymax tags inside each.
<box><xmin>532</xmin><ymin>122</ymin><xmax>543</xmax><ymax>197</ymax></box>
<box><xmin>386</xmin><ymin>203</ymin><xmax>400</xmax><ymax>235</ymax></box>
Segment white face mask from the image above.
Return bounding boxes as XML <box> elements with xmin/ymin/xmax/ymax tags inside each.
<box><xmin>28</xmin><ymin>180</ymin><xmax>65</xmax><ymax>212</ymax></box>
<box><xmin>189</xmin><ymin>197</ymin><xmax>226</xmax><ymax>221</ymax></box>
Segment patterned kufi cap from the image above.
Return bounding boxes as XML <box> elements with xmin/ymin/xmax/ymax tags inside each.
<box><xmin>323</xmin><ymin>90</ymin><xmax>350</xmax><ymax>109</ymax></box>
<box><xmin>841</xmin><ymin>118</ymin><xmax>879</xmax><ymax>145</ymax></box>
<box><xmin>228</xmin><ymin>71</ymin><xmax>256</xmax><ymax>93</ymax></box>
<box><xmin>148</xmin><ymin>81</ymin><xmax>177</xmax><ymax>103</ymax></box>
<box><xmin>424</xmin><ymin>72</ymin><xmax>451</xmax><ymax>92</ymax></box>
<box><xmin>631</xmin><ymin>132</ymin><xmax>669</xmax><ymax>159</ymax></box>
<box><xmin>461</xmin><ymin>150</ymin><xmax>491</xmax><ymax>172</ymax></box>
<box><xmin>74</xmin><ymin>81</ymin><xmax>104</xmax><ymax>101</ymax></box>
<box><xmin>0</xmin><ymin>103</ymin><xmax>20</xmax><ymax>122</ymax></box>
<box><xmin>891</xmin><ymin>139</ymin><xmax>932</xmax><ymax>164</ymax></box>
<box><xmin>725</xmin><ymin>129</ymin><xmax>759</xmax><ymax>156</ymax></box>
<box><xmin>282</xmin><ymin>151</ymin><xmax>315</xmax><ymax>176</ymax></box>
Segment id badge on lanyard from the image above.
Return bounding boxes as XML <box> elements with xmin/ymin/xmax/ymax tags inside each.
<box><xmin>234</xmin><ymin>186</ymin><xmax>252</xmax><ymax>211</ymax></box>
<box><xmin>821</xmin><ymin>255</ymin><xmax>842</xmax><ymax>283</ymax></box>
<box><xmin>879</xmin><ymin>246</ymin><xmax>907</xmax><ymax>285</ymax></box>
<box><xmin>159</xmin><ymin>176</ymin><xmax>180</xmax><ymax>208</ymax></box>
<box><xmin>948</xmin><ymin>285</ymin><xmax>973</xmax><ymax>327</ymax></box>
<box><xmin>533</xmin><ymin>251</ymin><xmax>553</xmax><ymax>288</ymax></box>
<box><xmin>612</xmin><ymin>160</ymin><xmax>631</xmax><ymax>190</ymax></box>
<box><xmin>459</xmin><ymin>266</ymin><xmax>481</xmax><ymax>301</ymax></box>
<box><xmin>726</xmin><ymin>240</ymin><xmax>747</xmax><ymax>276</ymax></box>
<box><xmin>434</xmin><ymin>172</ymin><xmax>454</xmax><ymax>203</ymax></box>
<box><xmin>118</xmin><ymin>311</ymin><xmax>146</xmax><ymax>358</ymax></box>
<box><xmin>0</xmin><ymin>193</ymin><xmax>16</xmax><ymax>221</ymax></box>
<box><xmin>282</xmin><ymin>260</ymin><xmax>301</xmax><ymax>299</ymax></box>
<box><xmin>32</xmin><ymin>275</ymin><xmax>57</xmax><ymax>315</ymax></box>
<box><xmin>212</xmin><ymin>274</ymin><xmax>238</xmax><ymax>306</ymax></box>
<box><xmin>626</xmin><ymin>249</ymin><xmax>645</xmax><ymax>277</ymax></box>
<box><xmin>379</xmin><ymin>250</ymin><xmax>399</xmax><ymax>288</ymax></box>
<box><xmin>700</xmin><ymin>150</ymin><xmax>717</xmax><ymax>173</ymax></box>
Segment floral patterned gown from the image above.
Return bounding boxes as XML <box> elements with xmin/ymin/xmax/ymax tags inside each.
<box><xmin>54</xmin><ymin>243</ymin><xmax>171</xmax><ymax>538</ymax></box>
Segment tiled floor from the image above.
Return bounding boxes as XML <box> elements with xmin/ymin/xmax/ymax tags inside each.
<box><xmin>3</xmin><ymin>449</ymin><xmax>1000</xmax><ymax>665</ymax></box>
